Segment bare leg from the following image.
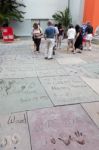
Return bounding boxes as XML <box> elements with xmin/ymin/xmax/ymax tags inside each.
<box><xmin>67</xmin><ymin>40</ymin><xmax>71</xmax><ymax>53</ymax></box>
<box><xmin>89</xmin><ymin>40</ymin><xmax>92</xmax><ymax>50</ymax></box>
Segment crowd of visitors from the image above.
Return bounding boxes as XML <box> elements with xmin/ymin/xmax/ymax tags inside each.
<box><xmin>32</xmin><ymin>20</ymin><xmax>93</xmax><ymax>59</ymax></box>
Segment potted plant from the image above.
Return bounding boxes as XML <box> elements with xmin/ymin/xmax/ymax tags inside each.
<box><xmin>52</xmin><ymin>8</ymin><xmax>72</xmax><ymax>38</ymax></box>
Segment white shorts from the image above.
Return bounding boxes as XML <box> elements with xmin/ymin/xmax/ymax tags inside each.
<box><xmin>86</xmin><ymin>34</ymin><xmax>93</xmax><ymax>41</ymax></box>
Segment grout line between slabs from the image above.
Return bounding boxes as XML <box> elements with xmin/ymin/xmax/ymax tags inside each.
<box><xmin>80</xmin><ymin>76</ymin><xmax>99</xmax><ymax>97</ymax></box>
<box><xmin>80</xmin><ymin>103</ymin><xmax>99</xmax><ymax>130</ymax></box>
<box><xmin>26</xmin><ymin>111</ymin><xmax>33</xmax><ymax>150</ymax></box>
<box><xmin>37</xmin><ymin>76</ymin><xmax>55</xmax><ymax>107</ymax></box>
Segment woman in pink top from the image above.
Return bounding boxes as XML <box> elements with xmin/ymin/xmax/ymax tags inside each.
<box><xmin>32</xmin><ymin>23</ymin><xmax>43</xmax><ymax>52</ymax></box>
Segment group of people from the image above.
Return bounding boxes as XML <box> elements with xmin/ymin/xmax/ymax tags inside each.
<box><xmin>32</xmin><ymin>20</ymin><xmax>93</xmax><ymax>59</ymax></box>
<box><xmin>32</xmin><ymin>20</ymin><xmax>64</xmax><ymax>59</ymax></box>
<box><xmin>67</xmin><ymin>22</ymin><xmax>93</xmax><ymax>53</ymax></box>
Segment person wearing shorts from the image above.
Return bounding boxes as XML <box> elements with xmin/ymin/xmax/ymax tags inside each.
<box><xmin>67</xmin><ymin>25</ymin><xmax>76</xmax><ymax>52</ymax></box>
<box><xmin>85</xmin><ymin>22</ymin><xmax>93</xmax><ymax>50</ymax></box>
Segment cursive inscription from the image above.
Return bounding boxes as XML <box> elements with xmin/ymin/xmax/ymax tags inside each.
<box><xmin>7</xmin><ymin>114</ymin><xmax>27</xmax><ymax>124</ymax></box>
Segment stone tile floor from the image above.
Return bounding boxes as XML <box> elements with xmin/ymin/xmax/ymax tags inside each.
<box><xmin>0</xmin><ymin>38</ymin><xmax>99</xmax><ymax>150</ymax></box>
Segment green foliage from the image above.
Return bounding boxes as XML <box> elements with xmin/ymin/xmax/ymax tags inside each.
<box><xmin>52</xmin><ymin>8</ymin><xmax>72</xmax><ymax>30</ymax></box>
<box><xmin>0</xmin><ymin>0</ymin><xmax>26</xmax><ymax>26</ymax></box>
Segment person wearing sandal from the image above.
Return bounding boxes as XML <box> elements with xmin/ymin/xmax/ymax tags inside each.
<box><xmin>32</xmin><ymin>23</ymin><xmax>43</xmax><ymax>52</ymax></box>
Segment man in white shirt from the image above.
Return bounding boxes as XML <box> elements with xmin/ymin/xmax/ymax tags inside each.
<box><xmin>67</xmin><ymin>25</ymin><xmax>76</xmax><ymax>52</ymax></box>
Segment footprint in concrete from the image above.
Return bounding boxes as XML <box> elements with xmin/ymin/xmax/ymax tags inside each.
<box><xmin>0</xmin><ymin>137</ymin><xmax>7</xmax><ymax>148</ymax></box>
<box><xmin>12</xmin><ymin>134</ymin><xmax>20</xmax><ymax>145</ymax></box>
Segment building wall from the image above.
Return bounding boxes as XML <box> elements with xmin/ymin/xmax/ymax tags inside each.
<box><xmin>83</xmin><ymin>0</ymin><xmax>99</xmax><ymax>31</ymax></box>
<box><xmin>24</xmin><ymin>0</ymin><xmax>68</xmax><ymax>19</ymax></box>
<box><xmin>10</xmin><ymin>20</ymin><xmax>32</xmax><ymax>36</ymax></box>
<box><xmin>70</xmin><ymin>0</ymin><xmax>84</xmax><ymax>25</ymax></box>
<box><xmin>11</xmin><ymin>0</ymin><xmax>84</xmax><ymax>36</ymax></box>
<box><xmin>93</xmin><ymin>0</ymin><xmax>99</xmax><ymax>30</ymax></box>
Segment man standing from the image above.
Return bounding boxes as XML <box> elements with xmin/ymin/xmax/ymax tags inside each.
<box><xmin>44</xmin><ymin>20</ymin><xmax>56</xmax><ymax>59</ymax></box>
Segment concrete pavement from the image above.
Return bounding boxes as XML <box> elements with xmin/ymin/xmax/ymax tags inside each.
<box><xmin>0</xmin><ymin>38</ymin><xmax>99</xmax><ymax>150</ymax></box>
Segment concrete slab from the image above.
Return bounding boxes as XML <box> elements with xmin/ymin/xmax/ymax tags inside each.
<box><xmin>34</xmin><ymin>59</ymin><xmax>60</xmax><ymax>70</ymax></box>
<box><xmin>56</xmin><ymin>57</ymin><xmax>86</xmax><ymax>65</ymax></box>
<box><xmin>32</xmin><ymin>52</ymin><xmax>45</xmax><ymax>59</ymax></box>
<box><xmin>82</xmin><ymin>102</ymin><xmax>99</xmax><ymax>128</ymax></box>
<box><xmin>0</xmin><ymin>112</ymin><xmax>31</xmax><ymax>150</ymax></box>
<box><xmin>0</xmin><ymin>46</ymin><xmax>36</xmax><ymax>78</ymax></box>
<box><xmin>28</xmin><ymin>105</ymin><xmax>99</xmax><ymax>150</ymax></box>
<box><xmin>63</xmin><ymin>66</ymin><xmax>96</xmax><ymax>78</ymax></box>
<box><xmin>39</xmin><ymin>76</ymin><xmax>99</xmax><ymax>105</ymax></box>
<box><xmin>0</xmin><ymin>78</ymin><xmax>52</xmax><ymax>114</ymax></box>
<box><xmin>0</xmin><ymin>55</ymin><xmax>34</xmax><ymax>64</ymax></box>
<box><xmin>78</xmin><ymin>49</ymin><xmax>99</xmax><ymax>63</ymax></box>
<box><xmin>0</xmin><ymin>65</ymin><xmax>37</xmax><ymax>78</ymax></box>
<box><xmin>36</xmin><ymin>69</ymin><xmax>66</xmax><ymax>77</ymax></box>
<box><xmin>82</xmin><ymin>63</ymin><xmax>99</xmax><ymax>77</ymax></box>
<box><xmin>82</xmin><ymin>77</ymin><xmax>99</xmax><ymax>95</ymax></box>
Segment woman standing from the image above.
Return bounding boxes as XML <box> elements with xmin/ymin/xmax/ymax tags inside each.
<box><xmin>74</xmin><ymin>25</ymin><xmax>83</xmax><ymax>53</ymax></box>
<box><xmin>32</xmin><ymin>23</ymin><xmax>43</xmax><ymax>52</ymax></box>
<box><xmin>57</xmin><ymin>23</ymin><xmax>64</xmax><ymax>49</ymax></box>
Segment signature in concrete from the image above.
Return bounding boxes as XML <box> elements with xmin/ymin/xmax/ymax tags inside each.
<box><xmin>7</xmin><ymin>113</ymin><xmax>27</xmax><ymax>124</ymax></box>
